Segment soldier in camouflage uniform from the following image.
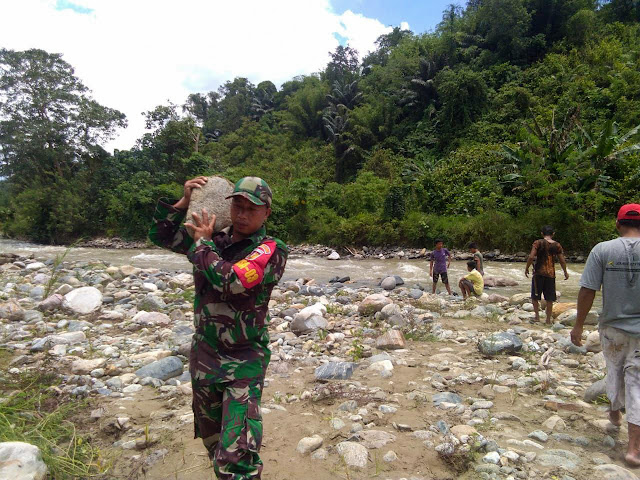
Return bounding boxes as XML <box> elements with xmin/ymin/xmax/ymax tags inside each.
<box><xmin>149</xmin><ymin>176</ymin><xmax>288</xmax><ymax>479</ymax></box>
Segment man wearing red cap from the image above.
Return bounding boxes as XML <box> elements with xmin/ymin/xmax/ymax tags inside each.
<box><xmin>571</xmin><ymin>203</ymin><xmax>640</xmax><ymax>466</ymax></box>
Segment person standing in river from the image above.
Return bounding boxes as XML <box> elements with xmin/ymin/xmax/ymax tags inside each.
<box><xmin>430</xmin><ymin>239</ymin><xmax>452</xmax><ymax>295</ymax></box>
<box><xmin>149</xmin><ymin>176</ymin><xmax>288</xmax><ymax>480</ymax></box>
<box><xmin>468</xmin><ymin>242</ymin><xmax>484</xmax><ymax>275</ymax></box>
<box><xmin>525</xmin><ymin>225</ymin><xmax>569</xmax><ymax>324</ymax></box>
<box><xmin>570</xmin><ymin>204</ymin><xmax>640</xmax><ymax>467</ymax></box>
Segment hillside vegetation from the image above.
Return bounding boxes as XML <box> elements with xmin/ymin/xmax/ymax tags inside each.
<box><xmin>1</xmin><ymin>0</ymin><xmax>640</xmax><ymax>252</ymax></box>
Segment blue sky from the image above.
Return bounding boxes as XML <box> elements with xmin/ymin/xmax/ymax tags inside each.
<box><xmin>55</xmin><ymin>0</ymin><xmax>93</xmax><ymax>15</ymax></box>
<box><xmin>331</xmin><ymin>0</ymin><xmax>463</xmax><ymax>35</ymax></box>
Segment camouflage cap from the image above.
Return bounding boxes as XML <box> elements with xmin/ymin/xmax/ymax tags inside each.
<box><xmin>226</xmin><ymin>176</ymin><xmax>273</xmax><ymax>207</ymax></box>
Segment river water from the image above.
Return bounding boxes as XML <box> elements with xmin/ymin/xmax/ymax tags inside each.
<box><xmin>0</xmin><ymin>239</ymin><xmax>591</xmax><ymax>304</ymax></box>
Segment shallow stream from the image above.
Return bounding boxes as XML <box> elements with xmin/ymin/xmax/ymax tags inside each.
<box><xmin>0</xmin><ymin>239</ymin><xmax>594</xmax><ymax>305</ymax></box>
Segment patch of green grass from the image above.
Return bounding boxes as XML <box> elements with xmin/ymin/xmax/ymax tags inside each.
<box><xmin>325</xmin><ymin>304</ymin><xmax>343</xmax><ymax>315</ymax></box>
<box><xmin>404</xmin><ymin>328</ymin><xmax>437</xmax><ymax>342</ymax></box>
<box><xmin>44</xmin><ymin>246</ymin><xmax>74</xmax><ymax>298</ymax></box>
<box><xmin>439</xmin><ymin>448</ymin><xmax>477</xmax><ymax>474</ymax></box>
<box><xmin>0</xmin><ymin>348</ymin><xmax>13</xmax><ymax>370</ymax></box>
<box><xmin>0</xmin><ymin>371</ymin><xmax>107</xmax><ymax>478</ymax></box>
<box><xmin>348</xmin><ymin>338</ymin><xmax>364</xmax><ymax>362</ymax></box>
<box><xmin>165</xmin><ymin>288</ymin><xmax>195</xmax><ymax>304</ymax></box>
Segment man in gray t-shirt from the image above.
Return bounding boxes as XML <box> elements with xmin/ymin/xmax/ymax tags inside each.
<box><xmin>571</xmin><ymin>203</ymin><xmax>640</xmax><ymax>467</ymax></box>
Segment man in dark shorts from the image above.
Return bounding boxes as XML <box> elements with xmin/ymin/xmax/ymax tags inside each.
<box><xmin>430</xmin><ymin>239</ymin><xmax>452</xmax><ymax>295</ymax></box>
<box><xmin>525</xmin><ymin>225</ymin><xmax>569</xmax><ymax>324</ymax></box>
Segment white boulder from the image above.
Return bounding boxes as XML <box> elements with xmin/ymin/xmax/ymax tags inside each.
<box><xmin>63</xmin><ymin>287</ymin><xmax>103</xmax><ymax>315</ymax></box>
<box><xmin>0</xmin><ymin>442</ymin><xmax>47</xmax><ymax>480</ymax></box>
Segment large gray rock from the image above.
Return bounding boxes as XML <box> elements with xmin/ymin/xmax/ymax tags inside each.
<box><xmin>387</xmin><ymin>314</ymin><xmax>407</xmax><ymax>327</ymax></box>
<box><xmin>593</xmin><ymin>464</ymin><xmax>640</xmax><ymax>480</ymax></box>
<box><xmin>358</xmin><ymin>294</ymin><xmax>392</xmax><ymax>315</ymax></box>
<box><xmin>584</xmin><ymin>378</ymin><xmax>607</xmax><ymax>403</ymax></box>
<box><xmin>132</xmin><ymin>311</ymin><xmax>171</xmax><ymax>326</ymax></box>
<box><xmin>380</xmin><ymin>276</ymin><xmax>397</xmax><ymax>291</ymax></box>
<box><xmin>138</xmin><ymin>294</ymin><xmax>167</xmax><ymax>312</ymax></box>
<box><xmin>336</xmin><ymin>442</ymin><xmax>368</xmax><ymax>469</ymax></box>
<box><xmin>63</xmin><ymin>287</ymin><xmax>103</xmax><ymax>314</ymax></box>
<box><xmin>314</xmin><ymin>362</ymin><xmax>356</xmax><ymax>380</ymax></box>
<box><xmin>291</xmin><ymin>314</ymin><xmax>327</xmax><ymax>335</ymax></box>
<box><xmin>479</xmin><ymin>332</ymin><xmax>523</xmax><ymax>356</ymax></box>
<box><xmin>29</xmin><ymin>286</ymin><xmax>45</xmax><ymax>300</ymax></box>
<box><xmin>0</xmin><ymin>300</ymin><xmax>25</xmax><ymax>321</ymax></box>
<box><xmin>537</xmin><ymin>449</ymin><xmax>580</xmax><ymax>470</ymax></box>
<box><xmin>0</xmin><ymin>441</ymin><xmax>47</xmax><ymax>480</ymax></box>
<box><xmin>432</xmin><ymin>392</ymin><xmax>463</xmax><ymax>406</ymax></box>
<box><xmin>30</xmin><ymin>331</ymin><xmax>87</xmax><ymax>352</ymax></box>
<box><xmin>379</xmin><ymin>303</ymin><xmax>401</xmax><ymax>320</ymax></box>
<box><xmin>409</xmin><ymin>289</ymin><xmax>423</xmax><ymax>299</ymax></box>
<box><xmin>185</xmin><ymin>176</ymin><xmax>234</xmax><ymax>232</ymax></box>
<box><xmin>296</xmin><ymin>435</ymin><xmax>323</xmax><ymax>454</ymax></box>
<box><xmin>135</xmin><ymin>356</ymin><xmax>183</xmax><ymax>380</ymax></box>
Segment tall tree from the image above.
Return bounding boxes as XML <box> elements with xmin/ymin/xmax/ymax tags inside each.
<box><xmin>474</xmin><ymin>0</ymin><xmax>533</xmax><ymax>62</ymax></box>
<box><xmin>216</xmin><ymin>77</ymin><xmax>256</xmax><ymax>133</ymax></box>
<box><xmin>362</xmin><ymin>27</ymin><xmax>413</xmax><ymax>69</ymax></box>
<box><xmin>0</xmin><ymin>48</ymin><xmax>126</xmax><ymax>182</ymax></box>
<box><xmin>325</xmin><ymin>46</ymin><xmax>360</xmax><ymax>85</ymax></box>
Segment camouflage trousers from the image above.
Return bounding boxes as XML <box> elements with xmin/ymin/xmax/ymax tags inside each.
<box><xmin>188</xmin><ymin>327</ymin><xmax>270</xmax><ymax>479</ymax></box>
<box><xmin>192</xmin><ymin>373</ymin><xmax>265</xmax><ymax>480</ymax></box>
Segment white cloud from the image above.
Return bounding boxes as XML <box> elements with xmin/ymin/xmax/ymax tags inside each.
<box><xmin>0</xmin><ymin>0</ymin><xmax>394</xmax><ymax>151</ymax></box>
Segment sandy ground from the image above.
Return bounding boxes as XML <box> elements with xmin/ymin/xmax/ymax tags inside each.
<box><xmin>81</xmin><ymin>315</ymin><xmax>629</xmax><ymax>480</ymax></box>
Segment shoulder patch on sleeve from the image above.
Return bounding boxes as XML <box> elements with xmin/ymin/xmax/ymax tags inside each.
<box><xmin>233</xmin><ymin>240</ymin><xmax>277</xmax><ymax>288</ymax></box>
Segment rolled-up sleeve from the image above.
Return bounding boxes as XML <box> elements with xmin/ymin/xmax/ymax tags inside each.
<box><xmin>148</xmin><ymin>199</ymin><xmax>194</xmax><ymax>255</ymax></box>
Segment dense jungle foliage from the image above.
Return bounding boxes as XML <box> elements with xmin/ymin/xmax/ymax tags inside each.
<box><xmin>1</xmin><ymin>0</ymin><xmax>640</xmax><ymax>252</ymax></box>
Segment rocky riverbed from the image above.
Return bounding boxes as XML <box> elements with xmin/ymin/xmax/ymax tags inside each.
<box><xmin>282</xmin><ymin>244</ymin><xmax>587</xmax><ymax>263</ymax></box>
<box><xmin>0</xmin><ymin>251</ymin><xmax>635</xmax><ymax>480</ymax></box>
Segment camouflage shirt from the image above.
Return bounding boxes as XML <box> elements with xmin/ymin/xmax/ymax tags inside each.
<box><xmin>148</xmin><ymin>199</ymin><xmax>288</xmax><ymax>382</ymax></box>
